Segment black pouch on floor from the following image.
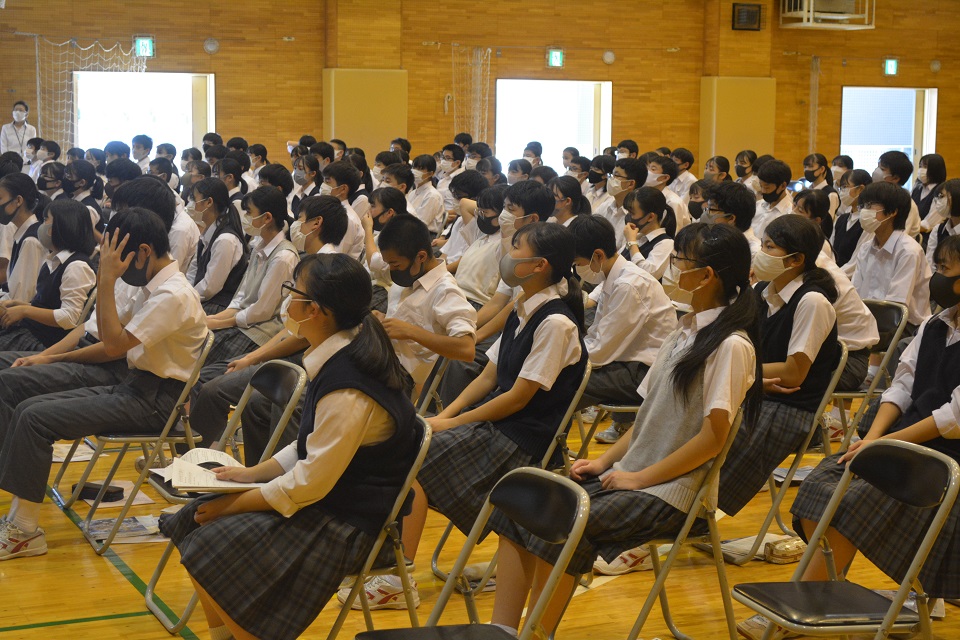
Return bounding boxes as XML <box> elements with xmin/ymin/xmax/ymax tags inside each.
<box><xmin>73</xmin><ymin>482</ymin><xmax>125</xmax><ymax>502</ymax></box>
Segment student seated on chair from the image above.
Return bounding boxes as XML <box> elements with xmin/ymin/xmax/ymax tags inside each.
<box><xmin>0</xmin><ymin>199</ymin><xmax>96</xmax><ymax>353</ymax></box>
<box><xmin>926</xmin><ymin>179</ymin><xmax>960</xmax><ymax>274</ymax></box>
<box><xmin>596</xmin><ymin>157</ymin><xmax>646</xmax><ymax>251</ymax></box>
<box><xmin>0</xmin><ymin>174</ymin><xmax>46</xmax><ymax>304</ymax></box>
<box><xmin>487</xmin><ymin>223</ymin><xmax>761</xmax><ymax>637</ymax></box>
<box><xmin>788</xmin><ymin>233</ymin><xmax>960</xmax><ymax>609</ymax></box>
<box><xmin>620</xmin><ymin>186</ymin><xmax>676</xmax><ymax>279</ymax></box>
<box><xmin>0</xmin><ymin>208</ymin><xmax>207</xmax><ymax>560</ymax></box>
<box><xmin>831</xmin><ymin>168</ymin><xmax>872</xmax><ymax>268</ymax></box>
<box><xmin>159</xmin><ymin>254</ymin><xmax>423</xmax><ymax>640</ymax></box>
<box><xmin>572</xmin><ymin>214</ymin><xmax>677</xmax><ymax>445</ymax></box>
<box><xmin>347</xmin><ymin>222</ymin><xmax>587</xmax><ymax>610</ymax></box>
<box><xmin>699</xmin><ymin>181</ymin><xmax>759</xmax><ymax>256</ymax></box>
<box><xmin>360</xmin><ymin>186</ymin><xmax>409</xmax><ymax>315</ymax></box>
<box><xmin>445</xmin><ymin>185</ymin><xmax>510</xmax><ymax>309</ymax></box>
<box><xmin>719</xmin><ymin>214</ymin><xmax>840</xmax><ymax>517</ymax></box>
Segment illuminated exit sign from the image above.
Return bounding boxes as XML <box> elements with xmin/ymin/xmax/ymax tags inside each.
<box><xmin>546</xmin><ymin>48</ymin><xmax>564</xmax><ymax>68</ymax></box>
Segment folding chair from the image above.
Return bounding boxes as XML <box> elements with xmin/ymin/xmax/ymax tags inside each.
<box><xmin>729</xmin><ymin>341</ymin><xmax>848</xmax><ymax>566</ymax></box>
<box><xmin>327</xmin><ymin>418</ymin><xmax>433</xmax><ymax>639</ymax></box>
<box><xmin>625</xmin><ymin>408</ymin><xmax>744</xmax><ymax>640</ymax></box>
<box><xmin>416</xmin><ymin>356</ymin><xmax>450</xmax><ymax>417</ymax></box>
<box><xmin>576</xmin><ymin>402</ymin><xmax>641</xmax><ymax>460</ymax></box>
<box><xmin>356</xmin><ymin>467</ymin><xmax>590</xmax><ymax>640</ymax></box>
<box><xmin>429</xmin><ymin>363</ymin><xmax>592</xmax><ymax>594</ymax></box>
<box><xmin>144</xmin><ymin>359</ymin><xmax>307</xmax><ymax>634</ymax></box>
<box><xmin>831</xmin><ymin>300</ymin><xmax>908</xmax><ymax>452</ymax></box>
<box><xmin>733</xmin><ymin>440</ymin><xmax>960</xmax><ymax>639</ymax></box>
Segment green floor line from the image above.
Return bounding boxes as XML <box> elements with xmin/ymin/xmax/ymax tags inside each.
<box><xmin>46</xmin><ymin>486</ymin><xmax>200</xmax><ymax>640</ymax></box>
<box><xmin>0</xmin><ymin>610</ymin><xmax>151</xmax><ymax>633</ymax></box>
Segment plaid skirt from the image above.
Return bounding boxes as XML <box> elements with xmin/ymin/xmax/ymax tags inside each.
<box><xmin>201</xmin><ymin>300</ymin><xmax>229</xmax><ymax>315</ymax></box>
<box><xmin>719</xmin><ymin>400</ymin><xmax>814</xmax><ymax>516</ymax></box>
<box><xmin>491</xmin><ymin>477</ymin><xmax>691</xmax><ymax>576</ymax></box>
<box><xmin>417</xmin><ymin>421</ymin><xmax>535</xmax><ymax>538</ymax></box>
<box><xmin>0</xmin><ymin>326</ymin><xmax>45</xmax><ymax>354</ymax></box>
<box><xmin>159</xmin><ymin>495</ymin><xmax>377</xmax><ymax>640</ymax></box>
<box><xmin>206</xmin><ymin>327</ymin><xmax>259</xmax><ymax>367</ymax></box>
<box><xmin>791</xmin><ymin>453</ymin><xmax>960</xmax><ymax>598</ymax></box>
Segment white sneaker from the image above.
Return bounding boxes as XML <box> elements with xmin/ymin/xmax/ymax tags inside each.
<box><xmin>593</xmin><ymin>546</ymin><xmax>652</xmax><ymax>575</ymax></box>
<box><xmin>594</xmin><ymin>422</ymin><xmax>630</xmax><ymax>444</ymax></box>
<box><xmin>0</xmin><ymin>524</ymin><xmax>47</xmax><ymax>560</ymax></box>
<box><xmin>821</xmin><ymin>413</ymin><xmax>845</xmax><ymax>442</ymax></box>
<box><xmin>580</xmin><ymin>407</ymin><xmax>599</xmax><ymax>423</ymax></box>
<box><xmin>736</xmin><ymin>614</ymin><xmax>799</xmax><ymax>639</ymax></box>
<box><xmin>337</xmin><ymin>574</ymin><xmax>420</xmax><ymax>610</ymax></box>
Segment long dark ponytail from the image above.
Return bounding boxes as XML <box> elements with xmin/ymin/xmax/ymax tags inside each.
<box><xmin>513</xmin><ymin>222</ymin><xmax>585</xmax><ymax>334</ymax></box>
<box><xmin>670</xmin><ymin>223</ymin><xmax>763</xmax><ymax>426</ymax></box>
<box><xmin>295</xmin><ymin>253</ymin><xmax>413</xmax><ymax>396</ymax></box>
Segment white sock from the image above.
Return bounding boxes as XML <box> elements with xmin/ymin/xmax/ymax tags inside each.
<box><xmin>10</xmin><ymin>498</ymin><xmax>40</xmax><ymax>533</ymax></box>
<box><xmin>490</xmin><ymin>623</ymin><xmax>518</xmax><ymax>637</ymax></box>
<box><xmin>6</xmin><ymin>497</ymin><xmax>18</xmax><ymax>521</ymax></box>
<box><xmin>209</xmin><ymin>624</ymin><xmax>234</xmax><ymax>640</ymax></box>
<box><xmin>867</xmin><ymin>364</ymin><xmax>880</xmax><ymax>378</ymax></box>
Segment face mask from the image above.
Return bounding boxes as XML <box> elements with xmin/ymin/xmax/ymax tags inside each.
<box><xmin>606</xmin><ymin>176</ymin><xmax>626</xmax><ymax>197</ymax></box>
<box><xmin>507</xmin><ymin>173</ymin><xmax>521</xmax><ymax>186</ymax></box>
<box><xmin>761</xmin><ymin>188</ymin><xmax>782</xmax><ymax>204</ymax></box>
<box><xmin>588</xmin><ymin>171</ymin><xmax>604</xmax><ymax>185</ymax></box>
<box><xmin>575</xmin><ymin>255</ymin><xmax>604</xmax><ymax>285</ymax></box>
<box><xmin>661</xmin><ymin>263</ymin><xmax>703</xmax><ymax>306</ymax></box>
<box><xmin>412</xmin><ymin>168</ymin><xmax>426</xmax><ymax>184</ymax></box>
<box><xmin>498</xmin><ymin>211</ymin><xmax>517</xmax><ymax>240</ymax></box>
<box><xmin>752</xmin><ymin>250</ymin><xmax>796</xmax><ymax>282</ymax></box>
<box><xmin>242</xmin><ymin>212</ymin><xmax>266</xmax><ymax>236</ymax></box>
<box><xmin>35</xmin><ymin>149</ymin><xmax>49</xmax><ymax>162</ymax></box>
<box><xmin>700</xmin><ymin>210</ymin><xmax>732</xmax><ymax>225</ymax></box>
<box><xmin>439</xmin><ymin>159</ymin><xmax>454</xmax><ymax>173</ymax></box>
<box><xmin>564</xmin><ymin>169</ymin><xmax>579</xmax><ymax>179</ymax></box>
<box><xmin>180</xmin><ymin>160</ymin><xmax>190</xmax><ymax>172</ymax></box>
<box><xmin>499</xmin><ymin>253</ymin><xmax>544</xmax><ymax>287</ymax></box>
<box><xmin>688</xmin><ymin>200</ymin><xmax>704</xmax><ymax>219</ymax></box>
<box><xmin>13</xmin><ymin>111</ymin><xmax>27</xmax><ymax>123</ymax></box>
<box><xmin>858</xmin><ymin>207</ymin><xmax>888</xmax><ymax>233</ymax></box>
<box><xmin>371</xmin><ymin>166</ymin><xmax>383</xmax><ymax>182</ymax></box>
<box><xmin>476</xmin><ymin>213</ymin><xmax>499</xmax><ymax>236</ymax></box>
<box><xmin>390</xmin><ymin>256</ymin><xmax>425</xmax><ymax>288</ymax></box>
<box><xmin>168</xmin><ymin>173</ymin><xmax>179</xmax><ymax>190</ymax></box>
<box><xmin>372</xmin><ymin>210</ymin><xmax>390</xmax><ymax>232</ymax></box>
<box><xmin>104</xmin><ymin>182</ymin><xmax>116</xmax><ymax>199</ymax></box>
<box><xmin>121</xmin><ymin>251</ymin><xmax>151</xmax><ymax>286</ymax></box>
<box><xmin>334</xmin><ymin>150</ymin><xmax>344</xmax><ymax>161</ymax></box>
<box><xmin>839</xmin><ymin>188</ymin><xmax>858</xmax><ymax>207</ymax></box>
<box><xmin>804</xmin><ymin>169</ymin><xmax>821</xmax><ymax>183</ymax></box>
<box><xmin>831</xmin><ymin>166</ymin><xmax>846</xmax><ymax>182</ymax></box>
<box><xmin>522</xmin><ymin>156</ymin><xmax>537</xmax><ymax>166</ymax></box>
<box><xmin>872</xmin><ymin>166</ymin><xmax>888</xmax><ymax>183</ymax></box>
<box><xmin>703</xmin><ymin>169</ymin><xmax>718</xmax><ymax>181</ymax></box>
<box><xmin>25</xmin><ymin>150</ymin><xmax>35</xmax><ymax>161</ymax></box>
<box><xmin>930</xmin><ymin>272</ymin><xmax>960</xmax><ymax>309</ymax></box>
<box><xmin>37</xmin><ymin>223</ymin><xmax>55</xmax><ymax>252</ymax></box>
<box><xmin>319</xmin><ymin>182</ymin><xmax>334</xmax><ymax>197</ymax></box>
<box><xmin>281</xmin><ymin>296</ymin><xmax>313</xmax><ymax>338</ymax></box>
<box><xmin>917</xmin><ymin>168</ymin><xmax>928</xmax><ymax>184</ymax></box>
<box><xmin>463</xmin><ymin>158</ymin><xmax>479</xmax><ymax>171</ymax></box>
<box><xmin>643</xmin><ymin>172</ymin><xmax>664</xmax><ymax>188</ymax></box>
<box><xmin>735</xmin><ymin>165</ymin><xmax>749</xmax><ymax>178</ymax></box>
<box><xmin>133</xmin><ymin>149</ymin><xmax>147</xmax><ymax>161</ymax></box>
<box><xmin>61</xmin><ymin>177</ymin><xmax>78</xmax><ymax>194</ymax></box>
<box><xmin>0</xmin><ymin>198</ymin><xmax>18</xmax><ymax>225</ymax></box>
<box><xmin>293</xmin><ymin>169</ymin><xmax>308</xmax><ymax>186</ymax></box>
<box><xmin>616</xmin><ymin>152</ymin><xmax>628</xmax><ymax>160</ymax></box>
<box><xmin>37</xmin><ymin>176</ymin><xmax>57</xmax><ymax>191</ymax></box>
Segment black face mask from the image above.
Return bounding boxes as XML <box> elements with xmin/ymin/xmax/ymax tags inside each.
<box><xmin>804</xmin><ymin>169</ymin><xmax>820</xmax><ymax>183</ymax></box>
<box><xmin>372</xmin><ymin>211</ymin><xmax>390</xmax><ymax>232</ymax></box>
<box><xmin>587</xmin><ymin>171</ymin><xmax>605</xmax><ymax>184</ymax></box>
<box><xmin>390</xmin><ymin>256</ymin><xmax>424</xmax><ymax>288</ymax></box>
<box><xmin>104</xmin><ymin>182</ymin><xmax>116</xmax><ymax>199</ymax></box>
<box><xmin>761</xmin><ymin>188</ymin><xmax>782</xmax><ymax>204</ymax></box>
<box><xmin>476</xmin><ymin>213</ymin><xmax>499</xmax><ymax>235</ymax></box>
<box><xmin>0</xmin><ymin>198</ymin><xmax>16</xmax><ymax>225</ymax></box>
<box><xmin>61</xmin><ymin>177</ymin><xmax>78</xmax><ymax>194</ymax></box>
<box><xmin>37</xmin><ymin>176</ymin><xmax>57</xmax><ymax>191</ymax></box>
<box><xmin>735</xmin><ymin>165</ymin><xmax>748</xmax><ymax>178</ymax></box>
<box><xmin>930</xmin><ymin>272</ymin><xmax>960</xmax><ymax>309</ymax></box>
<box><xmin>121</xmin><ymin>252</ymin><xmax>151</xmax><ymax>287</ymax></box>
<box><xmin>688</xmin><ymin>201</ymin><xmax>704</xmax><ymax>219</ymax></box>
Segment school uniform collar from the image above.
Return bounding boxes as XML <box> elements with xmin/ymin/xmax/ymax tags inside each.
<box><xmin>49</xmin><ymin>188</ymin><xmax>64</xmax><ymax>200</ymax></box>
<box><xmin>680</xmin><ymin>306</ymin><xmax>724</xmax><ymax>335</ymax></box>
<box><xmin>72</xmin><ymin>189</ymin><xmax>92</xmax><ymax>202</ymax></box>
<box><xmin>144</xmin><ymin>260</ymin><xmax>181</xmax><ymax>294</ymax></box>
<box><xmin>411</xmin><ymin>260</ymin><xmax>448</xmax><ymax>293</ymax></box>
<box><xmin>639</xmin><ymin>227</ymin><xmax>667</xmax><ymax>244</ymax></box>
<box><xmin>254</xmin><ymin>231</ymin><xmax>285</xmax><ymax>258</ymax></box>
<box><xmin>871</xmin><ymin>229</ymin><xmax>903</xmax><ymax>256</ymax></box>
<box><xmin>316</xmin><ymin>243</ymin><xmax>338</xmax><ymax>254</ymax></box>
<box><xmin>601</xmin><ymin>255</ymin><xmax>629</xmax><ymax>296</ymax></box>
<box><xmin>302</xmin><ymin>327</ymin><xmax>360</xmax><ymax>379</ymax></box>
<box><xmin>762</xmin><ymin>274</ymin><xmax>804</xmax><ymax>309</ymax></box>
<box><xmin>228</xmin><ymin>186</ymin><xmax>241</xmax><ymax>198</ymax></box>
<box><xmin>12</xmin><ymin>214</ymin><xmax>37</xmax><ymax>240</ymax></box>
<box><xmin>45</xmin><ymin>249</ymin><xmax>73</xmax><ymax>269</ymax></box>
<box><xmin>202</xmin><ymin>222</ymin><xmax>217</xmax><ymax>244</ymax></box>
<box><xmin>936</xmin><ymin>305</ymin><xmax>960</xmax><ymax>332</ymax></box>
<box><xmin>516</xmin><ymin>283</ymin><xmax>562</xmax><ymax>326</ymax></box>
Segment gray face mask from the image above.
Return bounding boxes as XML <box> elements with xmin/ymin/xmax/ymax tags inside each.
<box><xmin>37</xmin><ymin>222</ymin><xmax>55</xmax><ymax>252</ymax></box>
<box><xmin>498</xmin><ymin>253</ymin><xmax>543</xmax><ymax>288</ymax></box>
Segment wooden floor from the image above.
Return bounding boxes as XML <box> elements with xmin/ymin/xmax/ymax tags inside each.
<box><xmin>0</xmin><ymin>425</ymin><xmax>957</xmax><ymax>639</ymax></box>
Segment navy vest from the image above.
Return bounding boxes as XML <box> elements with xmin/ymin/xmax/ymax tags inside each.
<box><xmin>2</xmin><ymin>220</ymin><xmax>42</xmax><ymax>293</ymax></box>
<box><xmin>298</xmin><ymin>347</ymin><xmax>422</xmax><ymax>535</ymax></box>
<box><xmin>832</xmin><ymin>213</ymin><xmax>863</xmax><ymax>267</ymax></box>
<box><xmin>490</xmin><ymin>298</ymin><xmax>588</xmax><ymax>465</ymax></box>
<box><xmin>935</xmin><ymin>221</ymin><xmax>953</xmax><ymax>250</ymax></box>
<box><xmin>890</xmin><ymin>318</ymin><xmax>960</xmax><ymax>461</ymax></box>
<box><xmin>21</xmin><ymin>252</ymin><xmax>93</xmax><ymax>346</ymax></box>
<box><xmin>291</xmin><ymin>184</ymin><xmax>318</xmax><ymax>216</ymax></box>
<box><xmin>194</xmin><ymin>223</ymin><xmax>249</xmax><ymax>308</ymax></box>
<box><xmin>756</xmin><ymin>281</ymin><xmax>840</xmax><ymax>412</ymax></box>
<box><xmin>621</xmin><ymin>233</ymin><xmax>671</xmax><ymax>262</ymax></box>
<box><xmin>912</xmin><ymin>182</ymin><xmax>941</xmax><ymax>222</ymax></box>
<box><xmin>80</xmin><ymin>195</ymin><xmax>105</xmax><ymax>233</ymax></box>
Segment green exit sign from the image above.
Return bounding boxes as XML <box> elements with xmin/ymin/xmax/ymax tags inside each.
<box><xmin>883</xmin><ymin>58</ymin><xmax>898</xmax><ymax>76</ymax></box>
<box><xmin>546</xmin><ymin>48</ymin><xmax>564</xmax><ymax>68</ymax></box>
<box><xmin>134</xmin><ymin>35</ymin><xmax>156</xmax><ymax>58</ymax></box>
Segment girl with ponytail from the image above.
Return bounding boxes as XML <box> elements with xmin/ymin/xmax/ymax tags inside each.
<box><xmin>159</xmin><ymin>253</ymin><xmax>421</xmax><ymax>640</ymax></box>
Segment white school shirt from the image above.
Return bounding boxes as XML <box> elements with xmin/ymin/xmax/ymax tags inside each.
<box><xmin>927</xmin><ymin>219</ymin><xmax>960</xmax><ymax>271</ymax></box>
<box><xmin>487</xmin><ymin>284</ymin><xmax>582</xmax><ymax>391</ymax></box>
<box><xmin>850</xmin><ymin>230</ymin><xmax>932</xmax><ymax>326</ymax></box>
<box><xmin>351</xmin><ymin>193</ymin><xmax>371</xmax><ymax>218</ymax></box>
<box><xmin>121</xmin><ymin>260</ymin><xmax>208</xmax><ymax>381</ymax></box>
<box><xmin>437</xmin><ymin>166</ymin><xmax>465</xmax><ymax>212</ymax></box>
<box><xmin>186</xmin><ymin>223</ymin><xmax>245</xmax><ymax>301</ymax></box>
<box><xmin>906</xmin><ymin>198</ymin><xmax>922</xmax><ymax>238</ymax></box>
<box><xmin>589</xmin><ymin>187</ymin><xmax>613</xmax><ymax>213</ymax></box>
<box><xmin>0</xmin><ymin>221</ymin><xmax>13</xmax><ymax>262</ymax></box>
<box><xmin>596</xmin><ymin>198</ymin><xmax>626</xmax><ymax>251</ymax></box>
<box><xmin>883</xmin><ymin>306</ymin><xmax>960</xmax><ymax>439</ymax></box>
<box><xmin>671</xmin><ymin>171</ymin><xmax>697</xmax><ymax>201</ymax></box>
<box><xmin>816</xmin><ymin>252</ymin><xmax>880</xmax><ymax>352</ymax></box>
<box><xmin>737</xmin><ymin>174</ymin><xmax>761</xmax><ymax>196</ymax></box>
<box><xmin>408</xmin><ymin>181</ymin><xmax>446</xmax><ymax>234</ymax></box>
<box><xmin>0</xmin><ymin>122</ymin><xmax>36</xmax><ymax>158</ymax></box>
<box><xmin>228</xmin><ymin>233</ymin><xmax>299</xmax><ymax>327</ymax></box>
<box><xmin>41</xmin><ymin>250</ymin><xmax>97</xmax><ymax>328</ymax></box>
<box><xmin>440</xmin><ymin>217</ymin><xmax>471</xmax><ymax>262</ymax></box>
<box><xmin>336</xmin><ymin>200</ymin><xmax>365</xmax><ymax>260</ymax></box>
<box><xmin>664</xmin><ymin>187</ymin><xmax>690</xmax><ymax>230</ymax></box>
<box><xmin>82</xmin><ymin>280</ymin><xmax>137</xmax><ymax>340</ymax></box>
<box><xmin>761</xmin><ymin>274</ymin><xmax>837</xmax><ymax>364</ymax></box>
<box><xmin>242</xmin><ymin>171</ymin><xmax>258</xmax><ymax>195</ymax></box>
<box><xmin>751</xmin><ymin>195</ymin><xmax>793</xmax><ymax>239</ymax></box>
<box><xmin>637</xmin><ymin>306</ymin><xmax>756</xmax><ymax>417</ymax></box>
<box><xmin>1</xmin><ymin>215</ymin><xmax>43</xmax><ymax>303</ymax></box>
<box><xmin>168</xmin><ymin>206</ymin><xmax>201</xmax><ymax>276</ymax></box>
<box><xmin>29</xmin><ymin>159</ymin><xmax>51</xmax><ymax>183</ymax></box>
<box><xmin>743</xmin><ymin>227</ymin><xmax>762</xmax><ymax>257</ymax></box>
<box><xmin>454</xmin><ymin>221</ymin><xmax>503</xmax><ymax>306</ymax></box>
<box><xmin>628</xmin><ymin>228</ymin><xmax>673</xmax><ymax>280</ymax></box>
<box><xmin>586</xmin><ymin>255</ymin><xmax>678</xmax><ymax>367</ymax></box>
<box><xmin>136</xmin><ymin>156</ymin><xmax>150</xmax><ymax>174</ymax></box>
<box><xmin>262</xmin><ymin>327</ymin><xmax>396</xmax><ymax>517</ymax></box>
<box><xmin>386</xmin><ymin>261</ymin><xmax>477</xmax><ymax>384</ymax></box>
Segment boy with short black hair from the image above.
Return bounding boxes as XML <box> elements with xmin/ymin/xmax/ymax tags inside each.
<box><xmin>408</xmin><ymin>155</ymin><xmax>445</xmax><ymax>235</ymax></box>
<box><xmin>132</xmin><ymin>134</ymin><xmax>153</xmax><ymax>173</ymax></box>
<box><xmin>753</xmin><ymin>159</ymin><xmax>793</xmax><ymax>238</ymax></box>
<box><xmin>875</xmin><ymin>150</ymin><xmax>922</xmax><ymax>237</ymax></box>
<box><xmin>597</xmin><ymin>158</ymin><xmax>646</xmax><ymax>250</ymax></box>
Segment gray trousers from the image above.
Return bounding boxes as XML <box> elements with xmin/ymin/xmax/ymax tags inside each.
<box><xmin>577</xmin><ymin>360</ymin><xmax>649</xmax><ymax>423</ymax></box>
<box><xmin>836</xmin><ymin>348</ymin><xmax>870</xmax><ymax>392</ymax></box>
<box><xmin>438</xmin><ymin>331</ymin><xmax>499</xmax><ymax>407</ymax></box>
<box><xmin>0</xmin><ymin>368</ymin><xmax>180</xmax><ymax>503</ymax></box>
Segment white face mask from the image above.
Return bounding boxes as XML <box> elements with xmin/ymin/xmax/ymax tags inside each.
<box><xmin>371</xmin><ymin>166</ymin><xmax>383</xmax><ymax>182</ymax></box>
<box><xmin>522</xmin><ymin>155</ymin><xmax>537</xmax><ymax>165</ymax></box>
<box><xmin>872</xmin><ymin>166</ymin><xmax>888</xmax><ymax>183</ymax></box>
<box><xmin>319</xmin><ymin>182</ymin><xmax>334</xmax><ymax>196</ymax></box>
<box><xmin>439</xmin><ymin>159</ymin><xmax>455</xmax><ymax>173</ymax></box>
<box><xmin>564</xmin><ymin>169</ymin><xmax>579</xmax><ymax>178</ymax></box>
<box><xmin>12</xmin><ymin>111</ymin><xmax>27</xmax><ymax>123</ymax></box>
<box><xmin>334</xmin><ymin>150</ymin><xmax>344</xmax><ymax>161</ymax></box>
<box><xmin>463</xmin><ymin>158</ymin><xmax>479</xmax><ymax>171</ymax></box>
<box><xmin>931</xmin><ymin>195</ymin><xmax>948</xmax><ymax>219</ymax></box>
<box><xmin>616</xmin><ymin>152</ymin><xmax>628</xmax><ymax>160</ymax></box>
<box><xmin>916</xmin><ymin>168</ymin><xmax>928</xmax><ymax>184</ymax></box>
<box><xmin>242</xmin><ymin>211</ymin><xmax>266</xmax><ymax>236</ymax></box>
<box><xmin>575</xmin><ymin>255</ymin><xmax>604</xmax><ymax>285</ymax></box>
<box><xmin>859</xmin><ymin>207</ymin><xmax>887</xmax><ymax>233</ymax></box>
<box><xmin>606</xmin><ymin>176</ymin><xmax>626</xmax><ymax>197</ymax></box>
<box><xmin>25</xmin><ymin>149</ymin><xmax>35</xmax><ymax>160</ymax></box>
<box><xmin>180</xmin><ymin>160</ymin><xmax>190</xmax><ymax>172</ymax></box>
<box><xmin>281</xmin><ymin>295</ymin><xmax>312</xmax><ymax>338</ymax></box>
<box><xmin>133</xmin><ymin>149</ymin><xmax>147</xmax><ymax>161</ymax></box>
<box><xmin>661</xmin><ymin>263</ymin><xmax>703</xmax><ymax>306</ymax></box>
<box><xmin>412</xmin><ymin>168</ymin><xmax>426</xmax><ymax>184</ymax></box>
<box><xmin>752</xmin><ymin>250</ymin><xmax>797</xmax><ymax>282</ymax></box>
<box><xmin>830</xmin><ymin>166</ymin><xmax>846</xmax><ymax>182</ymax></box>
<box><xmin>643</xmin><ymin>172</ymin><xmax>664</xmax><ymax>188</ymax></box>
<box><xmin>839</xmin><ymin>188</ymin><xmax>858</xmax><ymax>207</ymax></box>
<box><xmin>35</xmin><ymin>149</ymin><xmax>49</xmax><ymax>161</ymax></box>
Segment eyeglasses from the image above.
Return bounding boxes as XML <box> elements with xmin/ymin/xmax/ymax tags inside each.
<box><xmin>281</xmin><ymin>281</ymin><xmax>311</xmax><ymax>301</ymax></box>
<box><xmin>701</xmin><ymin>205</ymin><xmax>730</xmax><ymax>218</ymax></box>
<box><xmin>669</xmin><ymin>254</ymin><xmax>707</xmax><ymax>270</ymax></box>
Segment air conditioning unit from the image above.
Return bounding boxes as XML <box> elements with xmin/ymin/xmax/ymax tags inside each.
<box><xmin>780</xmin><ymin>0</ymin><xmax>875</xmax><ymax>30</ymax></box>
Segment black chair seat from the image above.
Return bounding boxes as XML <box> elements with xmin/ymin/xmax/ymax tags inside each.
<box><xmin>734</xmin><ymin>581</ymin><xmax>920</xmax><ymax>627</ymax></box>
<box><xmin>357</xmin><ymin>624</ymin><xmax>515</xmax><ymax>639</ymax></box>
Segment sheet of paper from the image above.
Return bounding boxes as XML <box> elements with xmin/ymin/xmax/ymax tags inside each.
<box><xmin>179</xmin><ymin>448</ymin><xmax>243</xmax><ymax>468</ymax></box>
<box><xmin>53</xmin><ymin>442</ymin><xmax>103</xmax><ymax>463</ymax></box>
<box><xmin>169</xmin><ymin>458</ymin><xmax>264</xmax><ymax>492</ymax></box>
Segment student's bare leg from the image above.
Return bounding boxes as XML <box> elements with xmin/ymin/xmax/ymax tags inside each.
<box><xmin>400</xmin><ymin>480</ymin><xmax>429</xmax><ymax>559</ymax></box>
<box><xmin>491</xmin><ymin>537</ymin><xmax>537</xmax><ymax>629</ymax></box>
<box><xmin>798</xmin><ymin>517</ymin><xmax>858</xmax><ymax>581</ymax></box>
<box><xmin>526</xmin><ymin>557</ymin><xmax>576</xmax><ymax>635</ymax></box>
<box><xmin>190</xmin><ymin>577</ymin><xmax>259</xmax><ymax>640</ymax></box>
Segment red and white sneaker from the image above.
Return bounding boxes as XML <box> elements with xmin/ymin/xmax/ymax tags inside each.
<box><xmin>0</xmin><ymin>523</ymin><xmax>47</xmax><ymax>560</ymax></box>
<box><xmin>592</xmin><ymin>546</ymin><xmax>652</xmax><ymax>575</ymax></box>
<box><xmin>337</xmin><ymin>575</ymin><xmax>420</xmax><ymax>610</ymax></box>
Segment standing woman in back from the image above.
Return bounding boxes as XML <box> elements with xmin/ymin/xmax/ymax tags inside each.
<box><xmin>0</xmin><ymin>101</ymin><xmax>37</xmax><ymax>160</ymax></box>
